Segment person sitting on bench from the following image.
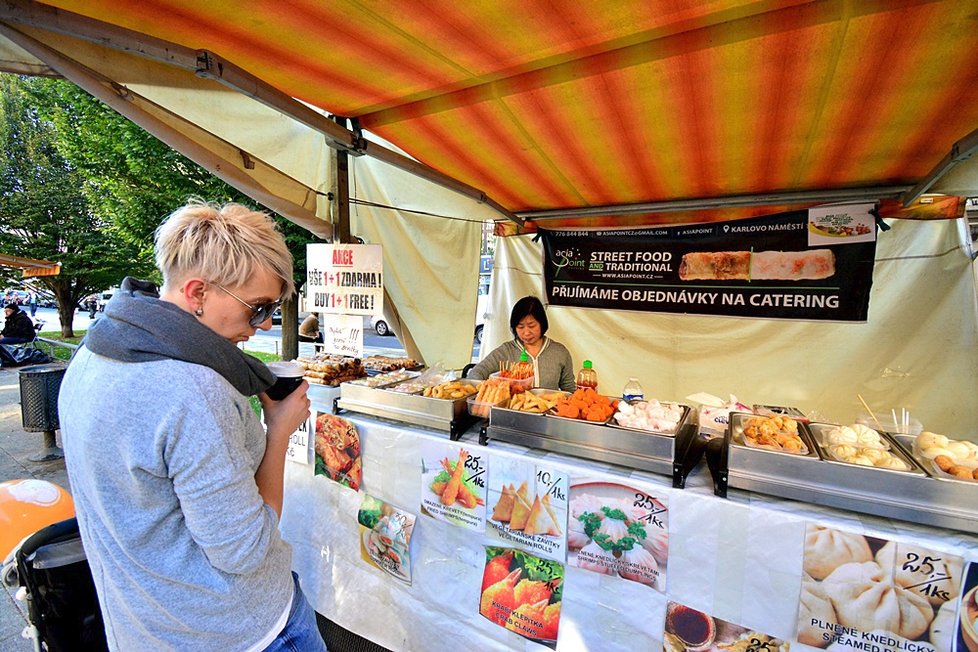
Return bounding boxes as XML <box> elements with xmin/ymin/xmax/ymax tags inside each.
<box><xmin>1</xmin><ymin>303</ymin><xmax>35</xmax><ymax>344</ymax></box>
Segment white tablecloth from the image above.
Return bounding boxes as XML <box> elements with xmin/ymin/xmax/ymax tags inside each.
<box><xmin>280</xmin><ymin>410</ymin><xmax>978</xmax><ymax>652</ymax></box>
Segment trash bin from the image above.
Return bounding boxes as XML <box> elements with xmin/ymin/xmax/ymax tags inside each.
<box><xmin>18</xmin><ymin>364</ymin><xmax>67</xmax><ymax>461</ymax></box>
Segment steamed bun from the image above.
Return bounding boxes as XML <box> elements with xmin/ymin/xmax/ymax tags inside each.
<box><xmin>803</xmin><ymin>525</ymin><xmax>873</xmax><ymax>580</ymax></box>
<box><xmin>798</xmin><ymin>573</ymin><xmax>836</xmax><ymax>648</ymax></box>
<box><xmin>821</xmin><ymin>561</ymin><xmax>934</xmax><ymax>640</ymax></box>
<box><xmin>875</xmin><ymin>541</ymin><xmax>962</xmax><ymax>606</ymax></box>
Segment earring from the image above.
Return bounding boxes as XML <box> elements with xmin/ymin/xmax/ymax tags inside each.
<box><xmin>195</xmin><ymin>307</ymin><xmax>204</xmax><ymax>317</ymax></box>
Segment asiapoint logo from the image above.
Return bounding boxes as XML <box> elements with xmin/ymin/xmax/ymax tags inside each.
<box><xmin>551</xmin><ymin>248</ymin><xmax>586</xmax><ymax>278</ymax></box>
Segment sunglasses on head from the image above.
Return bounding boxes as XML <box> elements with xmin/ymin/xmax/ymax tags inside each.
<box><xmin>213</xmin><ymin>283</ymin><xmax>282</xmax><ymax>327</ymax></box>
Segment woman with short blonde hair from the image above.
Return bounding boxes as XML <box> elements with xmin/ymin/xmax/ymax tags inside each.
<box><xmin>59</xmin><ymin>201</ymin><xmax>326</xmax><ymax>650</ymax></box>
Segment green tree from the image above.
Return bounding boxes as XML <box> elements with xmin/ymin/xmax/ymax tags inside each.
<box><xmin>0</xmin><ymin>74</ymin><xmax>154</xmax><ymax>336</ymax></box>
<box><xmin>33</xmin><ymin>78</ymin><xmax>321</xmax><ymax>357</ymax></box>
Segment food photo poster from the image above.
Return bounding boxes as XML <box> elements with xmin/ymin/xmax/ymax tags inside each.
<box><xmin>663</xmin><ymin>601</ymin><xmax>788</xmax><ymax>652</ymax></box>
<box><xmin>419</xmin><ymin>441</ymin><xmax>487</xmax><ymax>532</ymax></box>
<box><xmin>796</xmin><ymin>524</ymin><xmax>964</xmax><ymax>651</ymax></box>
<box><xmin>486</xmin><ymin>456</ymin><xmax>568</xmax><ymax>562</ymax></box>
<box><xmin>313</xmin><ymin>411</ymin><xmax>362</xmax><ymax>491</ymax></box>
<box><xmin>479</xmin><ymin>545</ymin><xmax>563</xmax><ymax>649</ymax></box>
<box><xmin>357</xmin><ymin>494</ymin><xmax>416</xmax><ymax>585</ymax></box>
<box><xmin>568</xmin><ymin>477</ymin><xmax>669</xmax><ymax>592</ymax></box>
<box><xmin>956</xmin><ymin>561</ymin><xmax>977</xmax><ymax>652</ymax></box>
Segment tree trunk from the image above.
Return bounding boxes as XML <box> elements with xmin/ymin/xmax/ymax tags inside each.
<box><xmin>48</xmin><ymin>282</ymin><xmax>78</xmax><ymax>338</ymax></box>
<box><xmin>280</xmin><ymin>292</ymin><xmax>299</xmax><ymax>361</ymax></box>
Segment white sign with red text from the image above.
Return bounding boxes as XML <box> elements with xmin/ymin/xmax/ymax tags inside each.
<box><xmin>305</xmin><ymin>244</ymin><xmax>383</xmax><ymax>316</ymax></box>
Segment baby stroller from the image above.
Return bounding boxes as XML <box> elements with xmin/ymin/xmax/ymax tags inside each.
<box><xmin>2</xmin><ymin>517</ymin><xmax>108</xmax><ymax>652</ymax></box>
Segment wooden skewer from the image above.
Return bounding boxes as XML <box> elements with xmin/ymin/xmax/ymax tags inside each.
<box><xmin>857</xmin><ymin>394</ymin><xmax>884</xmax><ymax>431</ymax></box>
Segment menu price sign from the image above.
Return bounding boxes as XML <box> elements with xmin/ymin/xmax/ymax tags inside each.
<box><xmin>419</xmin><ymin>440</ymin><xmax>487</xmax><ymax>532</ymax></box>
<box><xmin>797</xmin><ymin>524</ymin><xmax>963</xmax><ymax>651</ymax></box>
<box><xmin>323</xmin><ymin>313</ymin><xmax>364</xmax><ymax>358</ymax></box>
<box><xmin>568</xmin><ymin>478</ymin><xmax>669</xmax><ymax>592</ymax></box>
<box><xmin>285</xmin><ymin>415</ymin><xmax>312</xmax><ymax>465</ymax></box>
<box><xmin>357</xmin><ymin>494</ymin><xmax>416</xmax><ymax>585</ymax></box>
<box><xmin>305</xmin><ymin>243</ymin><xmax>383</xmax><ymax>316</ymax></box>
<box><xmin>479</xmin><ymin>546</ymin><xmax>563</xmax><ymax>649</ymax></box>
<box><xmin>486</xmin><ymin>456</ymin><xmax>568</xmax><ymax>563</ymax></box>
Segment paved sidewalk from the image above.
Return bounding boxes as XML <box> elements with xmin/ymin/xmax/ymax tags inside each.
<box><xmin>0</xmin><ymin>363</ymin><xmax>69</xmax><ymax>651</ymax></box>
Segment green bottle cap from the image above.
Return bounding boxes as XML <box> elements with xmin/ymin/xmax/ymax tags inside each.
<box><xmin>583</xmin><ymin>360</ymin><xmax>592</xmax><ymax>369</ymax></box>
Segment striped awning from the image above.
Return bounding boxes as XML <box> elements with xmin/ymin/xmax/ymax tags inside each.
<box><xmin>0</xmin><ymin>253</ymin><xmax>61</xmax><ymax>277</ymax></box>
<box><xmin>4</xmin><ymin>0</ymin><xmax>978</xmax><ymax>227</ymax></box>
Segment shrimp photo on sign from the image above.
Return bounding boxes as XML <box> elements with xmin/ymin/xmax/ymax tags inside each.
<box><xmin>419</xmin><ymin>440</ymin><xmax>487</xmax><ymax>532</ymax></box>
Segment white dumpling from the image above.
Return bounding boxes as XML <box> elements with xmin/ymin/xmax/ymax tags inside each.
<box><xmin>798</xmin><ymin>574</ymin><xmax>836</xmax><ymax>648</ymax></box>
<box><xmin>821</xmin><ymin>561</ymin><xmax>934</xmax><ymax>640</ymax></box>
<box><xmin>852</xmin><ymin>424</ymin><xmax>886</xmax><ymax>449</ymax></box>
<box><xmin>827</xmin><ymin>426</ymin><xmax>859</xmax><ymax>446</ymax></box>
<box><xmin>576</xmin><ymin>540</ymin><xmax>616</xmax><ymax>575</ymax></box>
<box><xmin>617</xmin><ymin>545</ymin><xmax>658</xmax><ymax>585</ymax></box>
<box><xmin>567</xmin><ymin>514</ymin><xmax>590</xmax><ymax>550</ymax></box>
<box><xmin>929</xmin><ymin>600</ymin><xmax>957</xmax><ymax>651</ymax></box>
<box><xmin>876</xmin><ymin>541</ymin><xmax>962</xmax><ymax>606</ymax></box>
<box><xmin>945</xmin><ymin>441</ymin><xmax>971</xmax><ymax>459</ymax></box>
<box><xmin>918</xmin><ymin>446</ymin><xmax>955</xmax><ymax>460</ymax></box>
<box><xmin>828</xmin><ymin>444</ymin><xmax>860</xmax><ymax>460</ymax></box>
<box><xmin>803</xmin><ymin>526</ymin><xmax>873</xmax><ymax>580</ymax></box>
<box><xmin>916</xmin><ymin>431</ymin><xmax>948</xmax><ymax>450</ymax></box>
<box><xmin>874</xmin><ymin>455</ymin><xmax>909</xmax><ymax>470</ymax></box>
<box><xmin>637</xmin><ymin>524</ymin><xmax>669</xmax><ymax>566</ymax></box>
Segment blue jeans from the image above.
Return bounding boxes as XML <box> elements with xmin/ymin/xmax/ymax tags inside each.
<box><xmin>264</xmin><ymin>572</ymin><xmax>328</xmax><ymax>652</ymax></box>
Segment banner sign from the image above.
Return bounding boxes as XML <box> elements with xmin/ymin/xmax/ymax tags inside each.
<box><xmin>305</xmin><ymin>243</ymin><xmax>383</xmax><ymax>316</ymax></box>
<box><xmin>540</xmin><ymin>204</ymin><xmax>877</xmax><ymax>321</ymax></box>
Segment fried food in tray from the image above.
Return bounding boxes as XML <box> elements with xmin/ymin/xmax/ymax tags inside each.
<box><xmin>422</xmin><ymin>380</ymin><xmax>479</xmax><ymax>400</ymax></box>
<box><xmin>506</xmin><ymin>390</ymin><xmax>566</xmax><ymax>414</ymax></box>
<box><xmin>740</xmin><ymin>414</ymin><xmax>809</xmax><ymax>454</ymax></box>
<box><xmin>296</xmin><ymin>353</ymin><xmax>366</xmax><ymax>386</ymax></box>
<box><xmin>549</xmin><ymin>387</ymin><xmax>618</xmax><ymax>422</ymax></box>
<box><xmin>361</xmin><ymin>355</ymin><xmax>422</xmax><ymax>372</ymax></box>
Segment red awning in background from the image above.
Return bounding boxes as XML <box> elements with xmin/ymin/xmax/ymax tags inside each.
<box><xmin>7</xmin><ymin>0</ymin><xmax>978</xmax><ymax>227</ymax></box>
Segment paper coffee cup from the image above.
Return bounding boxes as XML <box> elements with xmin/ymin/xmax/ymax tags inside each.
<box><xmin>266</xmin><ymin>361</ymin><xmax>305</xmax><ymax>400</ymax></box>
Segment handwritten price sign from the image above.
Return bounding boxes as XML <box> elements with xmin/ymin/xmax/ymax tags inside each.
<box><xmin>323</xmin><ymin>314</ymin><xmax>364</xmax><ymax>357</ymax></box>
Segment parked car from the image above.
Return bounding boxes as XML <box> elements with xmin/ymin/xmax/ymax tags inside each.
<box><xmin>370</xmin><ymin>315</ymin><xmax>393</xmax><ymax>337</ymax></box>
<box><xmin>372</xmin><ymin>292</ymin><xmax>488</xmax><ymax>341</ymax></box>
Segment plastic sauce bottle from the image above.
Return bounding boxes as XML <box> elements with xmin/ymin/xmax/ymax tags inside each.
<box><xmin>575</xmin><ymin>360</ymin><xmax>597</xmax><ymax>391</ymax></box>
<box><xmin>622</xmin><ymin>377</ymin><xmax>644</xmax><ymax>402</ymax></box>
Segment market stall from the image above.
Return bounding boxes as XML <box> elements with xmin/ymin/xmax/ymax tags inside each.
<box><xmin>280</xmin><ymin>402</ymin><xmax>978</xmax><ymax>652</ymax></box>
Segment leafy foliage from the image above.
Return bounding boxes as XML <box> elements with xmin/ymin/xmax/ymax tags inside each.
<box><xmin>1</xmin><ymin>73</ymin><xmax>322</xmax><ymax>340</ymax></box>
<box><xmin>0</xmin><ymin>74</ymin><xmax>153</xmax><ymax>336</ymax></box>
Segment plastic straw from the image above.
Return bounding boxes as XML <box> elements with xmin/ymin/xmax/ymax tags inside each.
<box><xmin>857</xmin><ymin>394</ymin><xmax>884</xmax><ymax>431</ymax></box>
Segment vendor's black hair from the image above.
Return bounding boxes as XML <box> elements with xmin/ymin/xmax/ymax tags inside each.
<box><xmin>510</xmin><ymin>296</ymin><xmax>548</xmax><ymax>337</ymax></box>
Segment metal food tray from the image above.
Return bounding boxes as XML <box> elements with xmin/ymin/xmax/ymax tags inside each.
<box><xmin>486</xmin><ymin>398</ymin><xmax>694</xmax><ymax>479</ymax></box>
<box><xmin>335</xmin><ymin>377</ymin><xmax>479</xmax><ymax>440</ymax></box>
<box><xmin>606</xmin><ymin>402</ymin><xmax>691</xmax><ymax>438</ymax></box>
<box><xmin>718</xmin><ymin>413</ymin><xmax>978</xmax><ymax>534</ymax></box>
